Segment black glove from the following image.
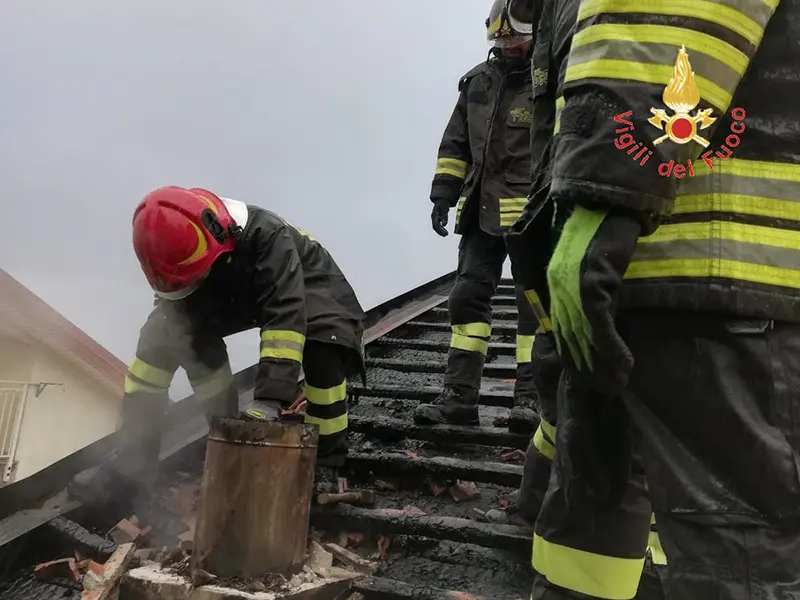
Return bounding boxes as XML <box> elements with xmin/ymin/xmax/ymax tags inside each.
<box><xmin>431</xmin><ymin>199</ymin><xmax>451</xmax><ymax>237</ymax></box>
<box><xmin>240</xmin><ymin>399</ymin><xmax>282</xmax><ymax>422</ymax></box>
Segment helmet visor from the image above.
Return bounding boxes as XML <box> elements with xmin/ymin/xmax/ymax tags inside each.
<box><xmin>491</xmin><ymin>34</ymin><xmax>533</xmax><ymax>48</ymax></box>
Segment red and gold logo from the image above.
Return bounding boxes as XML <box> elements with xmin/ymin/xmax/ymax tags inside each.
<box><xmin>647</xmin><ymin>46</ymin><xmax>715</xmax><ymax>147</ymax></box>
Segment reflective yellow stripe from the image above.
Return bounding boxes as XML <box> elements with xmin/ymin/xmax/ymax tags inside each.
<box><xmin>124</xmin><ymin>375</ymin><xmax>163</xmax><ymax>395</ymax></box>
<box><xmin>627</xmin><ymin>221</ymin><xmax>800</xmax><ymax>287</ymax></box>
<box><xmin>553</xmin><ymin>95</ymin><xmax>564</xmax><ymax>135</ymax></box>
<box><xmin>647</xmin><ymin>515</ymin><xmax>667</xmax><ymax>565</ymax></box>
<box><xmin>532</xmin><ymin>422</ymin><xmax>555</xmax><ymax>460</ymax></box>
<box><xmin>305</xmin><ymin>381</ymin><xmax>347</xmax><ymax>406</ymax></box>
<box><xmin>128</xmin><ymin>357</ymin><xmax>174</xmax><ymax>389</ymax></box>
<box><xmin>627</xmin><ymin>159</ymin><xmax>800</xmax><ymax>287</ymax></box>
<box><xmin>450</xmin><ymin>323</ymin><xmax>491</xmax><ymax>355</ymax></box>
<box><xmin>576</xmin><ymin>0</ymin><xmax>776</xmax><ymax>46</ymax></box>
<box><xmin>260</xmin><ymin>330</ymin><xmax>305</xmax><ymax>363</ymax></box>
<box><xmin>305</xmin><ymin>413</ymin><xmax>348</xmax><ymax>436</ymax></box>
<box><xmin>532</xmin><ymin>533</ymin><xmax>645</xmax><ymax>600</ymax></box>
<box><xmin>452</xmin><ymin>323</ymin><xmax>492</xmax><ymax>338</ymax></box>
<box><xmin>435</xmin><ymin>157</ymin><xmax>469</xmax><ymax>179</ymax></box>
<box><xmin>450</xmin><ymin>334</ymin><xmax>489</xmax><ymax>355</ymax></box>
<box><xmin>499</xmin><ymin>198</ymin><xmax>528</xmax><ymax>227</ymax></box>
<box><xmin>283</xmin><ymin>219</ymin><xmax>316</xmax><ymax>241</ymax></box>
<box><xmin>671</xmin><ymin>158</ymin><xmax>800</xmax><ymax>221</ymax></box>
<box><xmin>261</xmin><ymin>330</ymin><xmax>305</xmax><ymax>345</ymax></box>
<box><xmin>455</xmin><ymin>196</ymin><xmax>467</xmax><ymax>226</ymax></box>
<box><xmin>189</xmin><ymin>362</ymin><xmax>234</xmax><ymax>401</ymax></box>
<box><xmin>260</xmin><ymin>347</ymin><xmax>304</xmax><ymax>361</ymax></box>
<box><xmin>487</xmin><ymin>13</ymin><xmax>503</xmax><ymax>35</ymax></box>
<box><xmin>572</xmin><ymin>24</ymin><xmax>748</xmax><ymax>74</ymax></box>
<box><xmin>524</xmin><ymin>289</ymin><xmax>553</xmax><ymax>332</ymax></box>
<box><xmin>565</xmin><ymin>59</ymin><xmax>730</xmax><ymax>112</ymax></box>
<box><xmin>540</xmin><ymin>419</ymin><xmax>556</xmax><ymax>441</ymax></box>
<box><xmin>648</xmin><ymin>531</ymin><xmax>668</xmax><ymax>565</ymax></box>
<box><xmin>516</xmin><ymin>334</ymin><xmax>535</xmax><ymax>363</ymax></box>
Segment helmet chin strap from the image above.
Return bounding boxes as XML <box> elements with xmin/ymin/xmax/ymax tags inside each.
<box><xmin>200</xmin><ymin>209</ymin><xmax>243</xmax><ymax>244</ymax></box>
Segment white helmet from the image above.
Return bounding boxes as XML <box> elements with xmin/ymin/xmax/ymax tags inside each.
<box><xmin>507</xmin><ymin>0</ymin><xmax>535</xmax><ymax>36</ymax></box>
<box><xmin>486</xmin><ymin>0</ymin><xmax>533</xmax><ymax>48</ymax></box>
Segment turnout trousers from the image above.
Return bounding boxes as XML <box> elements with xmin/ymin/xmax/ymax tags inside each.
<box><xmin>505</xmin><ymin>211</ymin><xmax>666</xmax><ymax>599</ymax></box>
<box><xmin>300</xmin><ymin>341</ymin><xmax>349</xmax><ymax>454</ymax></box>
<box><xmin>524</xmin><ymin>332</ymin><xmax>667</xmax><ymax>600</ymax></box>
<box><xmin>619</xmin><ymin>310</ymin><xmax>800</xmax><ymax>600</ymax></box>
<box><xmin>446</xmin><ymin>226</ymin><xmax>538</xmax><ymax>397</ymax></box>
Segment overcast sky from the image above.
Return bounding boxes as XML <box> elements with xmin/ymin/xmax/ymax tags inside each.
<box><xmin>0</xmin><ymin>0</ymin><xmax>498</xmax><ymax>396</ymax></box>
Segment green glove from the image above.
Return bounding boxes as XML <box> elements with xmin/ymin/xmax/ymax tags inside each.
<box><xmin>546</xmin><ymin>206</ymin><xmax>641</xmax><ymax>395</ymax></box>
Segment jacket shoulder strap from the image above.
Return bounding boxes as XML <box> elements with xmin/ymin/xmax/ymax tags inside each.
<box><xmin>458</xmin><ymin>62</ymin><xmax>488</xmax><ymax>92</ymax></box>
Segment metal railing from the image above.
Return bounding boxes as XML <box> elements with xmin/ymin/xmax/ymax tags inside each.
<box><xmin>0</xmin><ymin>381</ymin><xmax>32</xmax><ymax>483</ymax></box>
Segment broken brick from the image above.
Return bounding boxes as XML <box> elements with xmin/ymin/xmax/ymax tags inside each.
<box><xmin>470</xmin><ymin>508</ymin><xmax>488</xmax><ymax>522</ymax></box>
<box><xmin>377</xmin><ymin>536</ymin><xmax>391</xmax><ymax>560</ymax></box>
<box><xmin>450</xmin><ymin>481</ymin><xmax>481</xmax><ymax>502</ymax></box>
<box><xmin>402</xmin><ymin>450</ymin><xmax>420</xmax><ymax>460</ymax></box>
<box><xmin>308</xmin><ymin>541</ymin><xmax>333</xmax><ymax>577</ymax></box>
<box><xmin>79</xmin><ymin>543</ymin><xmax>136</xmax><ymax>600</ymax></box>
<box><xmin>493</xmin><ymin>415</ymin><xmax>509</xmax><ymax>427</ymax></box>
<box><xmin>34</xmin><ymin>558</ymin><xmax>81</xmax><ymax>582</ymax></box>
<box><xmin>402</xmin><ymin>505</ymin><xmax>426</xmax><ymax>517</ymax></box>
<box><xmin>374</xmin><ymin>479</ymin><xmax>397</xmax><ymax>491</ymax></box>
<box><xmin>324</xmin><ymin>543</ymin><xmax>377</xmax><ymax>574</ymax></box>
<box><xmin>345</xmin><ymin>532</ymin><xmax>365</xmax><ymax>545</ymax></box>
<box><xmin>108</xmin><ymin>518</ymin><xmax>151</xmax><ymax>546</ymax></box>
<box><xmin>444</xmin><ymin>592</ymin><xmax>483</xmax><ymax>600</ymax></box>
<box><xmin>337</xmin><ymin>477</ymin><xmax>348</xmax><ymax>493</ymax></box>
<box><xmin>429</xmin><ymin>480</ymin><xmax>448</xmax><ymax>496</ymax></box>
<box><xmin>85</xmin><ymin>560</ymin><xmax>106</xmax><ymax>577</ymax></box>
<box><xmin>500</xmin><ymin>449</ymin><xmax>526</xmax><ymax>462</ymax></box>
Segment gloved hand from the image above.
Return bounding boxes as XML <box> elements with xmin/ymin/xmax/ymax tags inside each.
<box><xmin>431</xmin><ymin>199</ymin><xmax>451</xmax><ymax>237</ymax></box>
<box><xmin>240</xmin><ymin>399</ymin><xmax>283</xmax><ymax>422</ymax></box>
<box><xmin>546</xmin><ymin>206</ymin><xmax>641</xmax><ymax>396</ymax></box>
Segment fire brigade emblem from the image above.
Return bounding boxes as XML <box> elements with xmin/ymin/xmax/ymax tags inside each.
<box><xmin>648</xmin><ymin>46</ymin><xmax>716</xmax><ymax>147</ymax></box>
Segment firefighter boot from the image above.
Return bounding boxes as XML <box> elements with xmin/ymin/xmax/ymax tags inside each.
<box><xmin>68</xmin><ymin>393</ymin><xmax>166</xmax><ymax>506</ymax></box>
<box><xmin>508</xmin><ymin>392</ymin><xmax>540</xmax><ymax>435</ymax></box>
<box><xmin>239</xmin><ymin>399</ymin><xmax>282</xmax><ymax>422</ymax></box>
<box><xmin>413</xmin><ymin>385</ymin><xmax>480</xmax><ymax>426</ymax></box>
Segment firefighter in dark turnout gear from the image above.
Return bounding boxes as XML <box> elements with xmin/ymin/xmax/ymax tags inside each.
<box><xmin>417</xmin><ymin>0</ymin><xmax>540</xmax><ymax>434</ymax></box>
<box><xmin>68</xmin><ymin>186</ymin><xmax>365</xmax><ymax>504</ymax></box>
<box><xmin>502</xmin><ymin>0</ymin><xmax>669</xmax><ymax>598</ymax></box>
<box><xmin>511</xmin><ymin>0</ymin><xmax>800</xmax><ymax>597</ymax></box>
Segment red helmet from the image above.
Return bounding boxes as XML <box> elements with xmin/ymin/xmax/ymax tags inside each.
<box><xmin>132</xmin><ymin>186</ymin><xmax>240</xmax><ymax>300</ymax></box>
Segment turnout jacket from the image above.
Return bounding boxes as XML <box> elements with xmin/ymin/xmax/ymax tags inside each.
<box><xmin>124</xmin><ymin>199</ymin><xmax>366</xmax><ymax>407</ymax></box>
<box><xmin>543</xmin><ymin>0</ymin><xmax>800</xmax><ymax>321</ymax></box>
<box><xmin>430</xmin><ymin>51</ymin><xmax>534</xmax><ymax>236</ymax></box>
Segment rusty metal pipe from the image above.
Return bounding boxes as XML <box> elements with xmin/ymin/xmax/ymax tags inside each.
<box><xmin>191</xmin><ymin>418</ymin><xmax>318</xmax><ymax>579</ymax></box>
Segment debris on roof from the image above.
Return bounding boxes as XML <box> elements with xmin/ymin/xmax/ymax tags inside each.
<box><xmin>0</xmin><ymin>275</ymin><xmax>534</xmax><ymax>600</ymax></box>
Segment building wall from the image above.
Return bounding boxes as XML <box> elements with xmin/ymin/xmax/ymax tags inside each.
<box><xmin>0</xmin><ymin>336</ymin><xmax>33</xmax><ymax>382</ymax></box>
<box><xmin>10</xmin><ymin>343</ymin><xmax>122</xmax><ymax>482</ymax></box>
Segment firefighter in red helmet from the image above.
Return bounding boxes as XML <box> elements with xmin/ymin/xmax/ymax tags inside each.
<box><xmin>68</xmin><ymin>187</ymin><xmax>366</xmax><ymax>504</ymax></box>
